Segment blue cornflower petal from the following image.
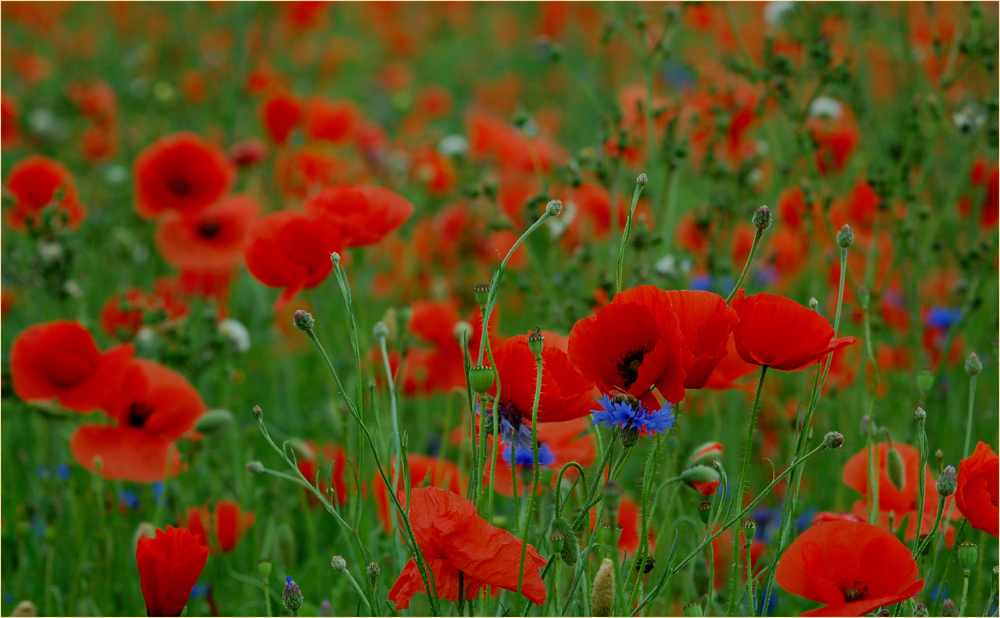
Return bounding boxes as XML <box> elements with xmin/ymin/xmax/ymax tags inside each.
<box><xmin>592</xmin><ymin>394</ymin><xmax>676</xmax><ymax>436</ymax></box>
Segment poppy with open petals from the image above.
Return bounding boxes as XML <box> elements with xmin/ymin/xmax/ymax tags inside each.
<box><xmin>387</xmin><ymin>487</ymin><xmax>547</xmax><ymax>610</ymax></box>
<box><xmin>776</xmin><ymin>519</ymin><xmax>923</xmax><ymax>617</ymax></box>
<box><xmin>664</xmin><ymin>290</ymin><xmax>739</xmax><ymax>389</ymax></box>
<box><xmin>182</xmin><ymin>501</ymin><xmax>256</xmax><ymax>553</ymax></box>
<box><xmin>568</xmin><ymin>285</ymin><xmax>687</xmax><ymax>409</ymax></box>
<box><xmin>136</xmin><ymin>525</ymin><xmax>209</xmax><ymax>617</ymax></box>
<box><xmin>731</xmin><ymin>290</ymin><xmax>856</xmax><ymax>371</ymax></box>
<box><xmin>155</xmin><ymin>195</ymin><xmax>259</xmax><ymax>271</ymax></box>
<box><xmin>374</xmin><ymin>455</ymin><xmax>465</xmax><ymax>532</ymax></box>
<box><xmin>303</xmin><ymin>185</ymin><xmax>414</xmax><ymax>247</ymax></box>
<box><xmin>133</xmin><ymin>132</ymin><xmax>235</xmax><ymax>219</ymax></box>
<box><xmin>10</xmin><ymin>321</ymin><xmax>133</xmax><ymax>412</ymax></box>
<box><xmin>955</xmin><ymin>441</ymin><xmax>999</xmax><ymax>538</ymax></box>
<box><xmin>70</xmin><ymin>359</ymin><xmax>205</xmax><ymax>483</ymax></box>
<box><xmin>243</xmin><ymin>210</ymin><xmax>343</xmax><ymax>311</ymax></box>
<box><xmin>5</xmin><ymin>155</ymin><xmax>87</xmax><ymax>231</ymax></box>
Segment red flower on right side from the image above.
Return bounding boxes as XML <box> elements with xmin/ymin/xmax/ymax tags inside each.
<box><xmin>955</xmin><ymin>441</ymin><xmax>999</xmax><ymax>538</ymax></box>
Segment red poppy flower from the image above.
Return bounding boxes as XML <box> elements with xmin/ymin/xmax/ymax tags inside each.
<box><xmin>136</xmin><ymin>525</ymin><xmax>209</xmax><ymax>617</ymax></box>
<box><xmin>155</xmin><ymin>195</ymin><xmax>259</xmax><ymax>271</ymax></box>
<box><xmin>133</xmin><ymin>132</ymin><xmax>235</xmax><ymax>219</ymax></box>
<box><xmin>297</xmin><ymin>442</ymin><xmax>349</xmax><ymax>507</ymax></box>
<box><xmin>182</xmin><ymin>501</ymin><xmax>255</xmax><ymax>553</ymax></box>
<box><xmin>228</xmin><ymin>138</ymin><xmax>268</xmax><ymax>168</ymax></box>
<box><xmin>568</xmin><ymin>285</ymin><xmax>688</xmax><ymax>410</ymax></box>
<box><xmin>4</xmin><ymin>155</ymin><xmax>87</xmax><ymax>231</ymax></box>
<box><xmin>731</xmin><ymin>290</ymin><xmax>856</xmax><ymax>371</ymax></box>
<box><xmin>10</xmin><ymin>321</ymin><xmax>133</xmax><ymax>412</ymax></box>
<box><xmin>99</xmin><ymin>282</ymin><xmax>190</xmax><ymax>340</ymax></box>
<box><xmin>1</xmin><ymin>92</ymin><xmax>20</xmax><ymax>147</ymax></box>
<box><xmin>955</xmin><ymin>441</ymin><xmax>999</xmax><ymax>538</ymax></box>
<box><xmin>304</xmin><ymin>97</ymin><xmax>359</xmax><ymax>144</ymax></box>
<box><xmin>486</xmin><ymin>333</ymin><xmax>595</xmax><ymax>448</ymax></box>
<box><xmin>703</xmin><ymin>334</ymin><xmax>758</xmax><ymax>390</ymax></box>
<box><xmin>374</xmin><ymin>455</ymin><xmax>464</xmax><ymax>532</ymax></box>
<box><xmin>664</xmin><ymin>290</ymin><xmax>739</xmax><ymax>389</ymax></box>
<box><xmin>776</xmin><ymin>519</ymin><xmax>923</xmax><ymax>617</ymax></box>
<box><xmin>387</xmin><ymin>487</ymin><xmax>547</xmax><ymax>610</ymax></box>
<box><xmin>303</xmin><ymin>185</ymin><xmax>414</xmax><ymax>248</ymax></box>
<box><xmin>243</xmin><ymin>210</ymin><xmax>343</xmax><ymax>311</ymax></box>
<box><xmin>70</xmin><ymin>359</ymin><xmax>205</xmax><ymax>483</ymax></box>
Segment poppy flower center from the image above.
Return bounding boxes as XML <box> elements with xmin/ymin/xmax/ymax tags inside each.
<box><xmin>838</xmin><ymin>579</ymin><xmax>869</xmax><ymax>603</ymax></box>
<box><xmin>198</xmin><ymin>220</ymin><xmax>223</xmax><ymax>239</ymax></box>
<box><xmin>128</xmin><ymin>402</ymin><xmax>156</xmax><ymax>428</ymax></box>
<box><xmin>616</xmin><ymin>347</ymin><xmax>648</xmax><ymax>389</ymax></box>
<box><xmin>168</xmin><ymin>177</ymin><xmax>193</xmax><ymax>196</ymax></box>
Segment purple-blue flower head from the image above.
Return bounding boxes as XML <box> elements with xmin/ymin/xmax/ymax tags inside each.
<box><xmin>502</xmin><ymin>442</ymin><xmax>556</xmax><ymax>468</ymax></box>
<box><xmin>592</xmin><ymin>394</ymin><xmax>676</xmax><ymax>435</ymax></box>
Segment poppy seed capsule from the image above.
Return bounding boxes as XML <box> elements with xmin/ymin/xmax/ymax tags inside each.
<box><xmin>965</xmin><ymin>352</ymin><xmax>982</xmax><ymax>376</ymax></box>
<box><xmin>742</xmin><ymin>520</ymin><xmax>757</xmax><ymax>542</ymax></box>
<box><xmin>887</xmin><ymin>448</ymin><xmax>906</xmax><ymax>491</ymax></box>
<box><xmin>837</xmin><ymin>224</ymin><xmax>855</xmax><ymax>248</ymax></box>
<box><xmin>258</xmin><ymin>560</ymin><xmax>272</xmax><ymax>578</ymax></box>
<box><xmin>957</xmin><ymin>542</ymin><xmax>978</xmax><ymax>573</ymax></box>
<box><xmin>683</xmin><ymin>601</ymin><xmax>703</xmax><ymax>617</ymax></box>
<box><xmin>937</xmin><ymin>465</ymin><xmax>957</xmax><ymax>497</ymax></box>
<box><xmin>752</xmin><ymin>205</ymin><xmax>772</xmax><ymax>231</ymax></box>
<box><xmin>468</xmin><ymin>366</ymin><xmax>494</xmax><ymax>394</ymax></box>
<box><xmin>822</xmin><ymin>431</ymin><xmax>844</xmax><ymax>449</ymax></box>
<box><xmin>601</xmin><ymin>481</ymin><xmax>623</xmax><ymax>511</ymax></box>
<box><xmin>473</xmin><ymin>282</ymin><xmax>490</xmax><ymax>306</ymax></box>
<box><xmin>292</xmin><ymin>309</ymin><xmax>315</xmax><ymax>332</ymax></box>
<box><xmin>591</xmin><ymin>558</ymin><xmax>616</xmax><ymax>617</ymax></box>
<box><xmin>527</xmin><ymin>328</ymin><xmax>544</xmax><ymax>355</ymax></box>
<box><xmin>330</xmin><ymin>556</ymin><xmax>347</xmax><ymax>572</ymax></box>
<box><xmin>697</xmin><ymin>502</ymin><xmax>712</xmax><ymax>524</ymax></box>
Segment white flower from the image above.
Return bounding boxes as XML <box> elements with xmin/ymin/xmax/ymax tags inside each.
<box><xmin>218</xmin><ymin>319</ymin><xmax>251</xmax><ymax>353</ymax></box>
<box><xmin>438</xmin><ymin>135</ymin><xmax>468</xmax><ymax>157</ymax></box>
<box><xmin>809</xmin><ymin>96</ymin><xmax>844</xmax><ymax>119</ymax></box>
<box><xmin>37</xmin><ymin>241</ymin><xmax>64</xmax><ymax>263</ymax></box>
<box><xmin>764</xmin><ymin>1</ymin><xmax>796</xmax><ymax>26</ymax></box>
<box><xmin>546</xmin><ymin>199</ymin><xmax>577</xmax><ymax>240</ymax></box>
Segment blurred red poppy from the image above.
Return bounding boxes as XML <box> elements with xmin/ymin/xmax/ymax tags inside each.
<box><xmin>568</xmin><ymin>285</ymin><xmax>687</xmax><ymax>410</ymax></box>
<box><xmin>776</xmin><ymin>519</ymin><xmax>923</xmax><ymax>617</ymax></box>
<box><xmin>243</xmin><ymin>210</ymin><xmax>343</xmax><ymax>311</ymax></box>
<box><xmin>133</xmin><ymin>132</ymin><xmax>235</xmax><ymax>219</ymax></box>
<box><xmin>136</xmin><ymin>525</ymin><xmax>209</xmax><ymax>617</ymax></box>
<box><xmin>303</xmin><ymin>185</ymin><xmax>414</xmax><ymax>247</ymax></box>
<box><xmin>387</xmin><ymin>487</ymin><xmax>547</xmax><ymax>610</ymax></box>
<box><xmin>182</xmin><ymin>501</ymin><xmax>256</xmax><ymax>553</ymax></box>
<box><xmin>99</xmin><ymin>282</ymin><xmax>190</xmax><ymax>340</ymax></box>
<box><xmin>155</xmin><ymin>195</ymin><xmax>259</xmax><ymax>271</ymax></box>
<box><xmin>304</xmin><ymin>97</ymin><xmax>359</xmax><ymax>143</ymax></box>
<box><xmin>1</xmin><ymin>92</ymin><xmax>20</xmax><ymax>147</ymax></box>
<box><xmin>10</xmin><ymin>321</ymin><xmax>133</xmax><ymax>412</ymax></box>
<box><xmin>955</xmin><ymin>441</ymin><xmax>998</xmax><ymax>538</ymax></box>
<box><xmin>4</xmin><ymin>155</ymin><xmax>87</xmax><ymax>231</ymax></box>
<box><xmin>297</xmin><ymin>442</ymin><xmax>349</xmax><ymax>507</ymax></box>
<box><xmin>260</xmin><ymin>92</ymin><xmax>301</xmax><ymax>145</ymax></box>
<box><xmin>70</xmin><ymin>359</ymin><xmax>205</xmax><ymax>482</ymax></box>
<box><xmin>731</xmin><ymin>290</ymin><xmax>856</xmax><ymax>371</ymax></box>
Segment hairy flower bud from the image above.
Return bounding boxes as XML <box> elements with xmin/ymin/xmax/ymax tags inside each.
<box><xmin>637</xmin><ymin>173</ymin><xmax>648</xmax><ymax>187</ymax></box>
<box><xmin>752</xmin><ymin>205</ymin><xmax>772</xmax><ymax>231</ymax></box>
<box><xmin>330</xmin><ymin>556</ymin><xmax>347</xmax><ymax>572</ymax></box>
<box><xmin>937</xmin><ymin>465</ymin><xmax>957</xmax><ymax>497</ymax></box>
<box><xmin>366</xmin><ymin>562</ymin><xmax>380</xmax><ymax>580</ymax></box>
<box><xmin>965</xmin><ymin>353</ymin><xmax>982</xmax><ymax>376</ymax></box>
<box><xmin>282</xmin><ymin>577</ymin><xmax>304</xmax><ymax>613</ymax></box>
<box><xmin>887</xmin><ymin>447</ymin><xmax>906</xmax><ymax>491</ymax></box>
<box><xmin>293</xmin><ymin>310</ymin><xmax>315</xmax><ymax>332</ymax></box>
<box><xmin>546</xmin><ymin>199</ymin><xmax>563</xmax><ymax>217</ymax></box>
<box><xmin>591</xmin><ymin>558</ymin><xmax>616</xmax><ymax>617</ymax></box>
<box><xmin>822</xmin><ymin>431</ymin><xmax>845</xmax><ymax>449</ymax></box>
<box><xmin>914</xmin><ymin>407</ymin><xmax>926</xmax><ymax>421</ymax></box>
<box><xmin>836</xmin><ymin>224</ymin><xmax>854</xmax><ymax>248</ymax></box>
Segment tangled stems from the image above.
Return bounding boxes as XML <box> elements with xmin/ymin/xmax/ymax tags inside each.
<box><xmin>726</xmin><ymin>365</ymin><xmax>768</xmax><ymax>616</ymax></box>
<box><xmin>516</xmin><ymin>347</ymin><xmax>544</xmax><ymax>606</ymax></box>
<box><xmin>615</xmin><ymin>175</ymin><xmax>647</xmax><ymax>295</ymax></box>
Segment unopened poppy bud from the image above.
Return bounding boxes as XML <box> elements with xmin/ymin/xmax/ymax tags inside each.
<box><xmin>366</xmin><ymin>562</ymin><xmax>380</xmax><ymax>580</ymax></box>
<box><xmin>836</xmin><ymin>224</ymin><xmax>854</xmax><ymax>248</ymax></box>
<box><xmin>741</xmin><ymin>520</ymin><xmax>757</xmax><ymax>543</ymax></box>
<box><xmin>133</xmin><ymin>522</ymin><xmax>156</xmax><ymax>553</ymax></box>
<box><xmin>258</xmin><ymin>560</ymin><xmax>272</xmax><ymax>578</ymax></box>
<box><xmin>552</xmin><ymin>517</ymin><xmax>578</xmax><ymax>565</ymax></box>
<box><xmin>937</xmin><ymin>465</ymin><xmax>957</xmax><ymax>496</ymax></box>
<box><xmin>591</xmin><ymin>558</ymin><xmax>616</xmax><ymax>617</ymax></box>
<box><xmin>689</xmin><ymin>442</ymin><xmax>724</xmax><ymax>465</ymax></box>
<box><xmin>914</xmin><ymin>407</ymin><xmax>926</xmax><ymax>421</ymax></box>
<box><xmin>681</xmin><ymin>465</ymin><xmax>721</xmax><ymax>485</ymax></box>
<box><xmin>246</xmin><ymin>461</ymin><xmax>265</xmax><ymax>475</ymax></box>
<box><xmin>683</xmin><ymin>601</ymin><xmax>703</xmax><ymax>617</ymax></box>
<box><xmin>958</xmin><ymin>542</ymin><xmax>978</xmax><ymax>573</ymax></box>
<box><xmin>965</xmin><ymin>353</ymin><xmax>982</xmax><ymax>376</ymax></box>
<box><xmin>942</xmin><ymin>599</ymin><xmax>958</xmax><ymax>616</ymax></box>
<box><xmin>468</xmin><ymin>366</ymin><xmax>495</xmax><ymax>394</ymax></box>
<box><xmin>549</xmin><ymin>529</ymin><xmax>565</xmax><ymax>554</ymax></box>
<box><xmin>527</xmin><ymin>328</ymin><xmax>545</xmax><ymax>356</ymax></box>
<box><xmin>453</xmin><ymin>320</ymin><xmax>472</xmax><ymax>343</ymax></box>
<box><xmin>697</xmin><ymin>502</ymin><xmax>712</xmax><ymax>525</ymax></box>
<box><xmin>601</xmin><ymin>481</ymin><xmax>623</xmax><ymax>512</ymax></box>
<box><xmin>752</xmin><ymin>205</ymin><xmax>772</xmax><ymax>231</ymax></box>
<box><xmin>282</xmin><ymin>577</ymin><xmax>304</xmax><ymax>613</ymax></box>
<box><xmin>546</xmin><ymin>199</ymin><xmax>563</xmax><ymax>217</ymax></box>
<box><xmin>637</xmin><ymin>173</ymin><xmax>648</xmax><ymax>187</ymax></box>
<box><xmin>912</xmin><ymin>603</ymin><xmax>929</xmax><ymax>617</ymax></box>
<box><xmin>330</xmin><ymin>556</ymin><xmax>347</xmax><ymax>572</ymax></box>
<box><xmin>917</xmin><ymin>370</ymin><xmax>934</xmax><ymax>395</ymax></box>
<box><xmin>252</xmin><ymin>404</ymin><xmax>263</xmax><ymax>422</ymax></box>
<box><xmin>474</xmin><ymin>282</ymin><xmax>490</xmax><ymax>306</ymax></box>
<box><xmin>293</xmin><ymin>310</ymin><xmax>315</xmax><ymax>332</ymax></box>
<box><xmin>822</xmin><ymin>431</ymin><xmax>844</xmax><ymax>449</ymax></box>
<box><xmin>887</xmin><ymin>448</ymin><xmax>906</xmax><ymax>491</ymax></box>
<box><xmin>809</xmin><ymin>297</ymin><xmax>819</xmax><ymax>311</ymax></box>
<box><xmin>195</xmin><ymin>409</ymin><xmax>233</xmax><ymax>433</ymax></box>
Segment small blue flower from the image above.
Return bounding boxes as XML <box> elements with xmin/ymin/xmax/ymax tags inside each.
<box><xmin>924</xmin><ymin>306</ymin><xmax>961</xmax><ymax>330</ymax></box>
<box><xmin>118</xmin><ymin>489</ymin><xmax>140</xmax><ymax>510</ymax></box>
<box><xmin>592</xmin><ymin>394</ymin><xmax>676</xmax><ymax>435</ymax></box>
<box><xmin>189</xmin><ymin>583</ymin><xmax>211</xmax><ymax>600</ymax></box>
<box><xmin>690</xmin><ymin>274</ymin><xmax>712</xmax><ymax>291</ymax></box>
<box><xmin>479</xmin><ymin>400</ymin><xmax>533</xmax><ymax>450</ymax></box>
<box><xmin>56</xmin><ymin>462</ymin><xmax>70</xmax><ymax>481</ymax></box>
<box><xmin>752</xmin><ymin>265</ymin><xmax>780</xmax><ymax>287</ymax></box>
<box><xmin>151</xmin><ymin>482</ymin><xmax>164</xmax><ymax>503</ymax></box>
<box><xmin>502</xmin><ymin>443</ymin><xmax>556</xmax><ymax>469</ymax></box>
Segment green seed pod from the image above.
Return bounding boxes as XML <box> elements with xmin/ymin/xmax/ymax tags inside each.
<box><xmin>468</xmin><ymin>366</ymin><xmax>495</xmax><ymax>394</ymax></box>
<box><xmin>527</xmin><ymin>328</ymin><xmax>545</xmax><ymax>356</ymax></box>
<box><xmin>916</xmin><ymin>370</ymin><xmax>934</xmax><ymax>396</ymax></box>
<box><xmin>591</xmin><ymin>558</ymin><xmax>616</xmax><ymax>617</ymax></box>
<box><xmin>887</xmin><ymin>447</ymin><xmax>906</xmax><ymax>491</ymax></box>
<box><xmin>742</xmin><ymin>520</ymin><xmax>757</xmax><ymax>543</ymax></box>
<box><xmin>473</xmin><ymin>282</ymin><xmax>490</xmax><ymax>306</ymax></box>
<box><xmin>697</xmin><ymin>501</ymin><xmax>712</xmax><ymax>525</ymax></box>
<box><xmin>258</xmin><ymin>559</ymin><xmax>272</xmax><ymax>578</ymax></box>
<box><xmin>958</xmin><ymin>542</ymin><xmax>978</xmax><ymax>573</ymax></box>
<box><xmin>683</xmin><ymin>601</ymin><xmax>703</xmax><ymax>617</ymax></box>
<box><xmin>601</xmin><ymin>481</ymin><xmax>623</xmax><ymax>513</ymax></box>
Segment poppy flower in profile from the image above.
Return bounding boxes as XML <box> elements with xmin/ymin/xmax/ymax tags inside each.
<box><xmin>485</xmin><ymin>333</ymin><xmax>595</xmax><ymax>449</ymax></box>
<box><xmin>296</xmin><ymin>442</ymin><xmax>349</xmax><ymax>507</ymax></box>
<box><xmin>260</xmin><ymin>92</ymin><xmax>301</xmax><ymax>145</ymax></box>
<box><xmin>776</xmin><ymin>519</ymin><xmax>923</xmax><ymax>617</ymax></box>
<box><xmin>133</xmin><ymin>132</ymin><xmax>235</xmax><ymax>219</ymax></box>
<box><xmin>568</xmin><ymin>285</ymin><xmax>688</xmax><ymax>410</ymax></box>
<box><xmin>955</xmin><ymin>441</ymin><xmax>999</xmax><ymax>538</ymax></box>
<box><xmin>136</xmin><ymin>525</ymin><xmax>209</xmax><ymax>617</ymax></box>
<box><xmin>4</xmin><ymin>155</ymin><xmax>87</xmax><ymax>231</ymax></box>
<box><xmin>10</xmin><ymin>321</ymin><xmax>133</xmax><ymax>412</ymax></box>
<box><xmin>731</xmin><ymin>290</ymin><xmax>856</xmax><ymax>371</ymax></box>
<box><xmin>303</xmin><ymin>185</ymin><xmax>414</xmax><ymax>247</ymax></box>
<box><xmin>664</xmin><ymin>290</ymin><xmax>739</xmax><ymax>389</ymax></box>
<box><xmin>182</xmin><ymin>501</ymin><xmax>256</xmax><ymax>553</ymax></box>
<box><xmin>155</xmin><ymin>195</ymin><xmax>260</xmax><ymax>271</ymax></box>
<box><xmin>374</xmin><ymin>455</ymin><xmax>464</xmax><ymax>532</ymax></box>
<box><xmin>387</xmin><ymin>487</ymin><xmax>547</xmax><ymax>610</ymax></box>
<box><xmin>70</xmin><ymin>359</ymin><xmax>205</xmax><ymax>483</ymax></box>
<box><xmin>243</xmin><ymin>210</ymin><xmax>343</xmax><ymax>311</ymax></box>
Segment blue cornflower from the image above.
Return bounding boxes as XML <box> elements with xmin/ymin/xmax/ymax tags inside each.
<box><xmin>591</xmin><ymin>394</ymin><xmax>676</xmax><ymax>435</ymax></box>
<box><xmin>502</xmin><ymin>442</ymin><xmax>556</xmax><ymax>469</ymax></box>
<box><xmin>189</xmin><ymin>583</ymin><xmax>211</xmax><ymax>600</ymax></box>
<box><xmin>56</xmin><ymin>462</ymin><xmax>70</xmax><ymax>481</ymax></box>
<box><xmin>118</xmin><ymin>489</ymin><xmax>140</xmax><ymax>510</ymax></box>
<box><xmin>478</xmin><ymin>400</ymin><xmax>533</xmax><ymax>450</ymax></box>
<box><xmin>924</xmin><ymin>306</ymin><xmax>961</xmax><ymax>329</ymax></box>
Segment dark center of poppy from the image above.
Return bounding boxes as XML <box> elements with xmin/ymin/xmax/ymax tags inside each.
<box><xmin>198</xmin><ymin>220</ymin><xmax>222</xmax><ymax>239</ymax></box>
<box><xmin>839</xmin><ymin>579</ymin><xmax>869</xmax><ymax>603</ymax></box>
<box><xmin>616</xmin><ymin>347</ymin><xmax>648</xmax><ymax>390</ymax></box>
<box><xmin>127</xmin><ymin>402</ymin><xmax>155</xmax><ymax>428</ymax></box>
<box><xmin>168</xmin><ymin>177</ymin><xmax>193</xmax><ymax>196</ymax></box>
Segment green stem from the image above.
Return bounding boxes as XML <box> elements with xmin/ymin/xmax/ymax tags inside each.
<box><xmin>616</xmin><ymin>177</ymin><xmax>647</xmax><ymax>295</ymax></box>
<box><xmin>725</xmin><ymin>228</ymin><xmax>763</xmax><ymax>303</ymax></box>
<box><xmin>517</xmin><ymin>350</ymin><xmax>545</xmax><ymax>607</ymax></box>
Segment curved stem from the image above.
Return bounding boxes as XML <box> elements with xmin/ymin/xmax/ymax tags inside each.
<box><xmin>726</xmin><ymin>228</ymin><xmax>763</xmax><ymax>303</ymax></box>
<box><xmin>517</xmin><ymin>350</ymin><xmax>545</xmax><ymax>605</ymax></box>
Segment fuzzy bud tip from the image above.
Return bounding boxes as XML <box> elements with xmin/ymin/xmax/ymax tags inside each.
<box><xmin>937</xmin><ymin>465</ymin><xmax>957</xmax><ymax>497</ymax></box>
<box><xmin>752</xmin><ymin>205</ymin><xmax>772</xmax><ymax>231</ymax></box>
<box><xmin>293</xmin><ymin>310</ymin><xmax>315</xmax><ymax>332</ymax></box>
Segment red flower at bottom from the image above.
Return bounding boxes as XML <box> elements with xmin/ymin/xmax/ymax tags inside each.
<box><xmin>136</xmin><ymin>526</ymin><xmax>209</xmax><ymax>617</ymax></box>
<box><xmin>776</xmin><ymin>519</ymin><xmax>923</xmax><ymax>617</ymax></box>
<box><xmin>387</xmin><ymin>487</ymin><xmax>546</xmax><ymax>610</ymax></box>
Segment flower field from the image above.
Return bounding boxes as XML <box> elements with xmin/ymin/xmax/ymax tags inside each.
<box><xmin>1</xmin><ymin>2</ymin><xmax>998</xmax><ymax>617</ymax></box>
